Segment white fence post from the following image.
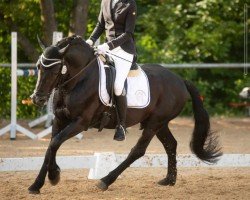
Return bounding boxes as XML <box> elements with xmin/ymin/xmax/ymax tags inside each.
<box><xmin>10</xmin><ymin>32</ymin><xmax>17</xmax><ymax>139</ymax></box>
<box><xmin>0</xmin><ymin>32</ymin><xmax>37</xmax><ymax>140</ymax></box>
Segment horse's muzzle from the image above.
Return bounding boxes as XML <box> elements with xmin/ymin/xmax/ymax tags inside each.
<box><xmin>30</xmin><ymin>93</ymin><xmax>48</xmax><ymax>107</ymax></box>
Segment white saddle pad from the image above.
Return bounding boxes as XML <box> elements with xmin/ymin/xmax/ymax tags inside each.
<box><xmin>97</xmin><ymin>58</ymin><xmax>150</xmax><ymax>108</ymax></box>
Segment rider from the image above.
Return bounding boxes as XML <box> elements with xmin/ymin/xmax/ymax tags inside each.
<box><xmin>86</xmin><ymin>0</ymin><xmax>137</xmax><ymax>141</ymax></box>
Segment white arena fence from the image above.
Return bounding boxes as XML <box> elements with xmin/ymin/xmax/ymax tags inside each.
<box><xmin>1</xmin><ymin>63</ymin><xmax>250</xmax><ymax>69</ymax></box>
<box><xmin>0</xmin><ymin>153</ymin><xmax>249</xmax><ymax>179</ymax></box>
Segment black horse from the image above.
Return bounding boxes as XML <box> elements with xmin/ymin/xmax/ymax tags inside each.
<box><xmin>29</xmin><ymin>35</ymin><xmax>222</xmax><ymax>194</ymax></box>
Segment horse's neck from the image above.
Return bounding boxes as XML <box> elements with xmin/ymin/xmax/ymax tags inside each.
<box><xmin>77</xmin><ymin>57</ymin><xmax>99</xmax><ymax>85</ymax></box>
<box><xmin>63</xmin><ymin>56</ymin><xmax>99</xmax><ymax>93</ymax></box>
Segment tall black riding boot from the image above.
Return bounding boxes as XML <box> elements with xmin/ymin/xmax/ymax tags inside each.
<box><xmin>114</xmin><ymin>93</ymin><xmax>127</xmax><ymax>141</ymax></box>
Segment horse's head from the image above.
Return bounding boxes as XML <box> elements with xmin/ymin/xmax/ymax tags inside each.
<box><xmin>31</xmin><ymin>35</ymin><xmax>95</xmax><ymax>107</ymax></box>
<box><xmin>31</xmin><ymin>41</ymin><xmax>69</xmax><ymax>107</ymax></box>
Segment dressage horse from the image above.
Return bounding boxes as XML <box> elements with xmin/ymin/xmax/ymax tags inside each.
<box><xmin>29</xmin><ymin>35</ymin><xmax>222</xmax><ymax>194</ymax></box>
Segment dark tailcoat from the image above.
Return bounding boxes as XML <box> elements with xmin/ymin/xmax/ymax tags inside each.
<box><xmin>90</xmin><ymin>0</ymin><xmax>137</xmax><ymax>55</ymax></box>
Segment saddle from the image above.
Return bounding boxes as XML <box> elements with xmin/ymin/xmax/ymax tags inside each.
<box><xmin>97</xmin><ymin>54</ymin><xmax>150</xmax><ymax>132</ymax></box>
<box><xmin>98</xmin><ymin>54</ymin><xmax>140</xmax><ymax>132</ymax></box>
<box><xmin>101</xmin><ymin>54</ymin><xmax>139</xmax><ymax>105</ymax></box>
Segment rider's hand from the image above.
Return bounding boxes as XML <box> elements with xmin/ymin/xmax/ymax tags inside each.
<box><xmin>97</xmin><ymin>43</ymin><xmax>110</xmax><ymax>54</ymax></box>
<box><xmin>86</xmin><ymin>39</ymin><xmax>94</xmax><ymax>46</ymax></box>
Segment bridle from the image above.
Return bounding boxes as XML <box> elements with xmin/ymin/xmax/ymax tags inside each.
<box><xmin>39</xmin><ymin>54</ymin><xmax>62</xmax><ymax>68</ymax></box>
<box><xmin>38</xmin><ymin>48</ymin><xmax>98</xmax><ymax>92</ymax></box>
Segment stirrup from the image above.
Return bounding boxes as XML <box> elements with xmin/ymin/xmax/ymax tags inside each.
<box><xmin>114</xmin><ymin>125</ymin><xmax>126</xmax><ymax>141</ymax></box>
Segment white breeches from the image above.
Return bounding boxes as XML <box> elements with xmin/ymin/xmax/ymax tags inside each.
<box><xmin>110</xmin><ymin>47</ymin><xmax>134</xmax><ymax>96</ymax></box>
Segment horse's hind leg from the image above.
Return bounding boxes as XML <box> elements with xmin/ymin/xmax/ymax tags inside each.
<box><xmin>156</xmin><ymin>123</ymin><xmax>177</xmax><ymax>186</ymax></box>
<box><xmin>97</xmin><ymin>128</ymin><xmax>155</xmax><ymax>191</ymax></box>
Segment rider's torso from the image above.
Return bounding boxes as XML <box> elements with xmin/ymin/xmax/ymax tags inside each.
<box><xmin>102</xmin><ymin>0</ymin><xmax>136</xmax><ymax>54</ymax></box>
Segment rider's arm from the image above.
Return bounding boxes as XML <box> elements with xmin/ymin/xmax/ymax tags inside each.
<box><xmin>89</xmin><ymin>5</ymin><xmax>105</xmax><ymax>44</ymax></box>
<box><xmin>107</xmin><ymin>2</ymin><xmax>137</xmax><ymax>50</ymax></box>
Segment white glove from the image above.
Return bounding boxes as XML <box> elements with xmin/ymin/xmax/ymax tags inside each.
<box><xmin>97</xmin><ymin>43</ymin><xmax>110</xmax><ymax>54</ymax></box>
<box><xmin>86</xmin><ymin>39</ymin><xmax>94</xmax><ymax>46</ymax></box>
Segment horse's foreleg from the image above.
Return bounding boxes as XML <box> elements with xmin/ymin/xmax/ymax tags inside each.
<box><xmin>28</xmin><ymin>119</ymin><xmax>65</xmax><ymax>194</ymax></box>
<box><xmin>156</xmin><ymin>123</ymin><xmax>177</xmax><ymax>186</ymax></box>
<box><xmin>97</xmin><ymin>128</ymin><xmax>155</xmax><ymax>191</ymax></box>
<box><xmin>47</xmin><ymin>118</ymin><xmax>85</xmax><ymax>184</ymax></box>
<box><xmin>46</xmin><ymin>101</ymin><xmax>98</xmax><ymax>185</ymax></box>
<box><xmin>28</xmin><ymin>149</ymin><xmax>50</xmax><ymax>194</ymax></box>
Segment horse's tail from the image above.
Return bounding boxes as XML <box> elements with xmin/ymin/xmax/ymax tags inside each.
<box><xmin>184</xmin><ymin>80</ymin><xmax>222</xmax><ymax>163</ymax></box>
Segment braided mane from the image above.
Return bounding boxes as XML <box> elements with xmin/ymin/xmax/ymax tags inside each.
<box><xmin>56</xmin><ymin>35</ymin><xmax>86</xmax><ymax>49</ymax></box>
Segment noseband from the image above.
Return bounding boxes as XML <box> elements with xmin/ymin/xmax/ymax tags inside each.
<box><xmin>39</xmin><ymin>54</ymin><xmax>62</xmax><ymax>68</ymax></box>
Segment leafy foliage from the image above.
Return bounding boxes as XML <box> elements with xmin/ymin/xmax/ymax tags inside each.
<box><xmin>0</xmin><ymin>0</ymin><xmax>249</xmax><ymax>118</ymax></box>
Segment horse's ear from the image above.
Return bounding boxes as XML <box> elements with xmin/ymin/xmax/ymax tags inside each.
<box><xmin>37</xmin><ymin>35</ymin><xmax>46</xmax><ymax>50</ymax></box>
<box><xmin>58</xmin><ymin>44</ymin><xmax>70</xmax><ymax>56</ymax></box>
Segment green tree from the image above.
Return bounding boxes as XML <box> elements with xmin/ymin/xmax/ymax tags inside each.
<box><xmin>136</xmin><ymin>0</ymin><xmax>250</xmax><ymax>115</ymax></box>
<box><xmin>0</xmin><ymin>0</ymin><xmax>249</xmax><ymax>118</ymax></box>
<box><xmin>0</xmin><ymin>0</ymin><xmax>89</xmax><ymax>62</ymax></box>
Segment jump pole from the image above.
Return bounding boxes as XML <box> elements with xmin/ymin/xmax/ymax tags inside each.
<box><xmin>0</xmin><ymin>32</ymin><xmax>37</xmax><ymax>140</ymax></box>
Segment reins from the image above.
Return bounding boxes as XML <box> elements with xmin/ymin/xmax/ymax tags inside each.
<box><xmin>59</xmin><ymin>56</ymin><xmax>97</xmax><ymax>88</ymax></box>
<box><xmin>105</xmin><ymin>50</ymin><xmax>133</xmax><ymax>63</ymax></box>
<box><xmin>93</xmin><ymin>46</ymin><xmax>133</xmax><ymax>63</ymax></box>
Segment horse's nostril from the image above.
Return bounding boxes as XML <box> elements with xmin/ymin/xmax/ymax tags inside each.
<box><xmin>30</xmin><ymin>93</ymin><xmax>35</xmax><ymax>98</ymax></box>
<box><xmin>30</xmin><ymin>94</ymin><xmax>47</xmax><ymax>107</ymax></box>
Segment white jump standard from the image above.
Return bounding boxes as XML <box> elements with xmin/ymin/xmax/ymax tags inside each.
<box><xmin>0</xmin><ymin>32</ymin><xmax>37</xmax><ymax>140</ymax></box>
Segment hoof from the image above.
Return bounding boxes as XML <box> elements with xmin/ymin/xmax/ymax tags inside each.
<box><xmin>28</xmin><ymin>185</ymin><xmax>40</xmax><ymax>195</ymax></box>
<box><xmin>158</xmin><ymin>178</ymin><xmax>176</xmax><ymax>186</ymax></box>
<box><xmin>28</xmin><ymin>189</ymin><xmax>40</xmax><ymax>195</ymax></box>
<box><xmin>48</xmin><ymin>168</ymin><xmax>61</xmax><ymax>186</ymax></box>
<box><xmin>96</xmin><ymin>180</ymin><xmax>108</xmax><ymax>191</ymax></box>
